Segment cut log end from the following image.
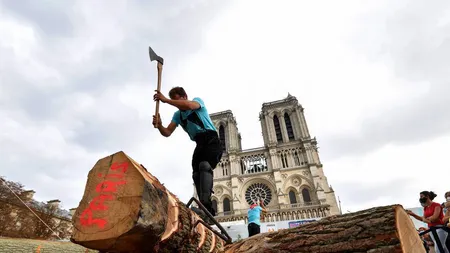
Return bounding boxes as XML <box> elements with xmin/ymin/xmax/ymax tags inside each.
<box><xmin>395</xmin><ymin>205</ymin><xmax>425</xmax><ymax>253</ymax></box>
<box><xmin>70</xmin><ymin>151</ymin><xmax>225</xmax><ymax>253</ymax></box>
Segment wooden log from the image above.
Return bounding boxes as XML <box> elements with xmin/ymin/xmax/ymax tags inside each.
<box><xmin>0</xmin><ymin>238</ymin><xmax>98</xmax><ymax>252</ymax></box>
<box><xmin>70</xmin><ymin>151</ymin><xmax>226</xmax><ymax>253</ymax></box>
<box><xmin>223</xmin><ymin>205</ymin><xmax>426</xmax><ymax>253</ymax></box>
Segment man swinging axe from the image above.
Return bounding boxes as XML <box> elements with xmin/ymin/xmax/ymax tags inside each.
<box><xmin>148</xmin><ymin>46</ymin><xmax>223</xmax><ymax>221</ymax></box>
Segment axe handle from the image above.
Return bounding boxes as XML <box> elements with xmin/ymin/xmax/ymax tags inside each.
<box><xmin>154</xmin><ymin>61</ymin><xmax>163</xmax><ymax>128</ymax></box>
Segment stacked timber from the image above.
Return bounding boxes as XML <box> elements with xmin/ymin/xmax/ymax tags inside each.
<box><xmin>70</xmin><ymin>151</ymin><xmax>226</xmax><ymax>253</ymax></box>
<box><xmin>223</xmin><ymin>204</ymin><xmax>426</xmax><ymax>253</ymax></box>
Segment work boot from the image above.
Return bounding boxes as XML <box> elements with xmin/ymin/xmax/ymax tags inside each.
<box><xmin>192</xmin><ymin>172</ymin><xmax>214</xmax><ymax>216</ymax></box>
<box><xmin>196</xmin><ymin>161</ymin><xmax>215</xmax><ymax>214</ymax></box>
<box><xmin>190</xmin><ymin>206</ymin><xmax>215</xmax><ymax>225</ymax></box>
<box><xmin>201</xmin><ymin>199</ymin><xmax>215</xmax><ymax>217</ymax></box>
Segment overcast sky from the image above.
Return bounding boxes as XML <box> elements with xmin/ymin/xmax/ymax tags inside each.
<box><xmin>1</xmin><ymin>0</ymin><xmax>449</xmax><ymax>214</ymax></box>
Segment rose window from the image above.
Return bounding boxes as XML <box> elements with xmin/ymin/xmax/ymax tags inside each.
<box><xmin>245</xmin><ymin>183</ymin><xmax>272</xmax><ymax>206</ymax></box>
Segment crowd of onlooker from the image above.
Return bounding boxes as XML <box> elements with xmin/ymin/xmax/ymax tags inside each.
<box><xmin>407</xmin><ymin>191</ymin><xmax>450</xmax><ymax>253</ymax></box>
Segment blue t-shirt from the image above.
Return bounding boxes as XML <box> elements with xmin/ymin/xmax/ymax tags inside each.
<box><xmin>171</xmin><ymin>97</ymin><xmax>217</xmax><ymax>141</ymax></box>
<box><xmin>248</xmin><ymin>206</ymin><xmax>263</xmax><ymax>225</ymax></box>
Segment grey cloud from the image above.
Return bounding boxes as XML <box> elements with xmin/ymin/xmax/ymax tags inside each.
<box><xmin>1</xmin><ymin>0</ymin><xmax>229</xmax><ymax>142</ymax></box>
<box><xmin>0</xmin><ymin>0</ymin><xmax>75</xmax><ymax>37</ymax></box>
<box><xmin>0</xmin><ymin>0</ymin><xmax>230</xmax><ymax>207</ymax></box>
<box><xmin>323</xmin><ymin>0</ymin><xmax>450</xmax><ymax>160</ymax></box>
<box><xmin>1</xmin><ymin>0</ymin><xmax>229</xmax><ymax>119</ymax></box>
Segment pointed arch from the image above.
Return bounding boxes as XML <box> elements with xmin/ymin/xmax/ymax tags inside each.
<box><xmin>212</xmin><ymin>199</ymin><xmax>218</xmax><ymax>215</ymax></box>
<box><xmin>273</xmin><ymin>115</ymin><xmax>283</xmax><ymax>143</ymax></box>
<box><xmin>302</xmin><ymin>188</ymin><xmax>311</xmax><ymax>203</ymax></box>
<box><xmin>223</xmin><ymin>197</ymin><xmax>231</xmax><ymax>212</ymax></box>
<box><xmin>284</xmin><ymin>112</ymin><xmax>295</xmax><ymax>140</ymax></box>
<box><xmin>288</xmin><ymin>190</ymin><xmax>297</xmax><ymax>204</ymax></box>
<box><xmin>219</xmin><ymin>125</ymin><xmax>226</xmax><ymax>151</ymax></box>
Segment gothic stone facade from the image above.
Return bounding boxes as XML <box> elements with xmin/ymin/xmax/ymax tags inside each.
<box><xmin>206</xmin><ymin>94</ymin><xmax>340</xmax><ymax>223</ymax></box>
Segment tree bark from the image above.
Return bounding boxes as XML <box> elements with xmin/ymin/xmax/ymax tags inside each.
<box><xmin>70</xmin><ymin>151</ymin><xmax>226</xmax><ymax>253</ymax></box>
<box><xmin>0</xmin><ymin>238</ymin><xmax>98</xmax><ymax>252</ymax></box>
<box><xmin>223</xmin><ymin>205</ymin><xmax>426</xmax><ymax>253</ymax></box>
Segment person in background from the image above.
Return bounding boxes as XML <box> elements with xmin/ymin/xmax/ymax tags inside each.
<box><xmin>247</xmin><ymin>198</ymin><xmax>267</xmax><ymax>237</ymax></box>
<box><xmin>443</xmin><ymin>191</ymin><xmax>450</xmax><ymax>227</ymax></box>
<box><xmin>419</xmin><ymin>227</ymin><xmax>434</xmax><ymax>253</ymax></box>
<box><xmin>407</xmin><ymin>191</ymin><xmax>448</xmax><ymax>253</ymax></box>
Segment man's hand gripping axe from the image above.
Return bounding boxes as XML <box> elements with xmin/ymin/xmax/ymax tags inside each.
<box><xmin>148</xmin><ymin>46</ymin><xmax>164</xmax><ymax>128</ymax></box>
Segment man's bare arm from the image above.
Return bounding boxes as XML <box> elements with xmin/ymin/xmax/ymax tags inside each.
<box><xmin>167</xmin><ymin>99</ymin><xmax>200</xmax><ymax>111</ymax></box>
<box><xmin>260</xmin><ymin>199</ymin><xmax>268</xmax><ymax>213</ymax></box>
<box><xmin>157</xmin><ymin>121</ymin><xmax>177</xmax><ymax>137</ymax></box>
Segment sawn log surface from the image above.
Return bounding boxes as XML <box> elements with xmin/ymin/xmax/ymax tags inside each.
<box><xmin>70</xmin><ymin>151</ymin><xmax>225</xmax><ymax>253</ymax></box>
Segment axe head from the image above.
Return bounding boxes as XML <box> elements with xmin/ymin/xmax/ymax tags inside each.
<box><xmin>149</xmin><ymin>46</ymin><xmax>164</xmax><ymax>65</ymax></box>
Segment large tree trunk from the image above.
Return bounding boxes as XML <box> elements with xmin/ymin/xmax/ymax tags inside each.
<box><xmin>223</xmin><ymin>204</ymin><xmax>426</xmax><ymax>253</ymax></box>
<box><xmin>70</xmin><ymin>151</ymin><xmax>425</xmax><ymax>252</ymax></box>
<box><xmin>70</xmin><ymin>151</ymin><xmax>226</xmax><ymax>253</ymax></box>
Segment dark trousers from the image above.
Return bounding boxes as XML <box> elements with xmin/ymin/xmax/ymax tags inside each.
<box><xmin>192</xmin><ymin>130</ymin><xmax>223</xmax><ymax>173</ymax></box>
<box><xmin>191</xmin><ymin>130</ymin><xmax>223</xmax><ymax>216</ymax></box>
<box><xmin>248</xmin><ymin>223</ymin><xmax>260</xmax><ymax>237</ymax></box>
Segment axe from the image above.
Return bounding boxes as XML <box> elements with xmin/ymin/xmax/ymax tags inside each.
<box><xmin>148</xmin><ymin>46</ymin><xmax>164</xmax><ymax>128</ymax></box>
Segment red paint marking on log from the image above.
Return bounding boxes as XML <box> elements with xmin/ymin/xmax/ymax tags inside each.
<box><xmin>79</xmin><ymin>162</ymin><xmax>129</xmax><ymax>229</ymax></box>
<box><xmin>79</xmin><ymin>194</ymin><xmax>114</xmax><ymax>228</ymax></box>
<box><xmin>110</xmin><ymin>161</ymin><xmax>129</xmax><ymax>173</ymax></box>
<box><xmin>95</xmin><ymin>180</ymin><xmax>126</xmax><ymax>193</ymax></box>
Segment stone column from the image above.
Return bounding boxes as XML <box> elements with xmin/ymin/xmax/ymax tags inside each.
<box><xmin>299</xmin><ymin>107</ymin><xmax>311</xmax><ymax>138</ymax></box>
<box><xmin>309</xmin><ymin>167</ymin><xmax>326</xmax><ymax>203</ymax></box>
<box><xmin>260</xmin><ymin>114</ymin><xmax>270</xmax><ymax>146</ymax></box>
<box><xmin>269</xmin><ymin>147</ymin><xmax>279</xmax><ymax>170</ymax></box>
<box><xmin>229</xmin><ymin>153</ymin><xmax>239</xmax><ymax>175</ymax></box>
<box><xmin>265</xmin><ymin>113</ymin><xmax>275</xmax><ymax>144</ymax></box>
<box><xmin>273</xmin><ymin>170</ymin><xmax>286</xmax><ymax>205</ymax></box>
<box><xmin>295</xmin><ymin>106</ymin><xmax>309</xmax><ymax>138</ymax></box>
<box><xmin>230</xmin><ymin>176</ymin><xmax>241</xmax><ymax>211</ymax></box>
<box><xmin>287</xmin><ymin>150</ymin><xmax>296</xmax><ymax>168</ymax></box>
<box><xmin>304</xmin><ymin>144</ymin><xmax>314</xmax><ymax>165</ymax></box>
<box><xmin>227</xmin><ymin>121</ymin><xmax>233</xmax><ymax>151</ymax></box>
<box><xmin>279</xmin><ymin>113</ymin><xmax>289</xmax><ymax>143</ymax></box>
<box><xmin>292</xmin><ymin>111</ymin><xmax>302</xmax><ymax>140</ymax></box>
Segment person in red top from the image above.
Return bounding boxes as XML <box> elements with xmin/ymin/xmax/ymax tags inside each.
<box><xmin>407</xmin><ymin>191</ymin><xmax>448</xmax><ymax>253</ymax></box>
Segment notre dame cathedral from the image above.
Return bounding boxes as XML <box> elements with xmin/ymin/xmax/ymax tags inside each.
<box><xmin>203</xmin><ymin>94</ymin><xmax>340</xmax><ymax>223</ymax></box>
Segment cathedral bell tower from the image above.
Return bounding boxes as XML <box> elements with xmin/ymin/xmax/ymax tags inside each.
<box><xmin>258</xmin><ymin>93</ymin><xmax>339</xmax><ymax>215</ymax></box>
<box><xmin>209</xmin><ymin>110</ymin><xmax>242</xmax><ymax>154</ymax></box>
<box><xmin>259</xmin><ymin>93</ymin><xmax>311</xmax><ymax>146</ymax></box>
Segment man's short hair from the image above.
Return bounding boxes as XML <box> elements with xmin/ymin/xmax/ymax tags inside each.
<box><xmin>168</xmin><ymin>87</ymin><xmax>187</xmax><ymax>99</ymax></box>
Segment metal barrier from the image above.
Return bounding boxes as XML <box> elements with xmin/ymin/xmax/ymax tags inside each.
<box><xmin>419</xmin><ymin>225</ymin><xmax>450</xmax><ymax>253</ymax></box>
<box><xmin>186</xmin><ymin>197</ymin><xmax>233</xmax><ymax>244</ymax></box>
